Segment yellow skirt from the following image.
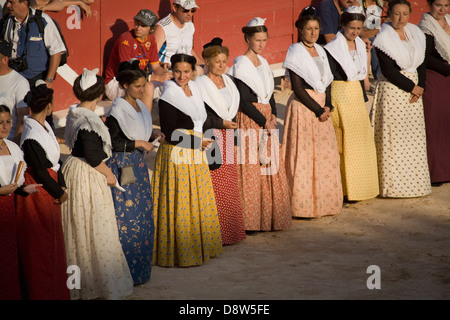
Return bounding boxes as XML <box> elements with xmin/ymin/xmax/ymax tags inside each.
<box><xmin>151</xmin><ymin>130</ymin><xmax>222</xmax><ymax>267</ymax></box>
<box><xmin>331</xmin><ymin>81</ymin><xmax>379</xmax><ymax>201</ymax></box>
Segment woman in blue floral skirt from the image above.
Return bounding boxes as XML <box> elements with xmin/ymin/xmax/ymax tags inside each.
<box><xmin>106</xmin><ymin>62</ymin><xmax>164</xmax><ymax>284</ymax></box>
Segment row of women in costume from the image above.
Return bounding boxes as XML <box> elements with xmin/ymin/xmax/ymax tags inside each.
<box><xmin>282</xmin><ymin>0</ymin><xmax>450</xmax><ymax>213</ymax></box>
<box><xmin>1</xmin><ymin>0</ymin><xmax>448</xmax><ymax>300</ymax></box>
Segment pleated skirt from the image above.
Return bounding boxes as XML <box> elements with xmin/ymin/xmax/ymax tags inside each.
<box><xmin>331</xmin><ymin>80</ymin><xmax>379</xmax><ymax>201</ymax></box>
<box><xmin>107</xmin><ymin>149</ymin><xmax>155</xmax><ymax>285</ymax></box>
<box><xmin>209</xmin><ymin>128</ymin><xmax>246</xmax><ymax>245</ymax></box>
<box><xmin>370</xmin><ymin>71</ymin><xmax>431</xmax><ymax>198</ymax></box>
<box><xmin>15</xmin><ymin>168</ymin><xmax>70</xmax><ymax>300</ymax></box>
<box><xmin>235</xmin><ymin>102</ymin><xmax>292</xmax><ymax>231</ymax></box>
<box><xmin>0</xmin><ymin>194</ymin><xmax>21</xmax><ymax>300</ymax></box>
<box><xmin>61</xmin><ymin>156</ymin><xmax>133</xmax><ymax>300</ymax></box>
<box><xmin>281</xmin><ymin>90</ymin><xmax>343</xmax><ymax>217</ymax></box>
<box><xmin>151</xmin><ymin>131</ymin><xmax>223</xmax><ymax>267</ymax></box>
<box><xmin>423</xmin><ymin>67</ymin><xmax>450</xmax><ymax>183</ymax></box>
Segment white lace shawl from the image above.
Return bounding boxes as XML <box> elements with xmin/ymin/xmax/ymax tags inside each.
<box><xmin>373</xmin><ymin>22</ymin><xmax>426</xmax><ymax>73</ymax></box>
<box><xmin>195</xmin><ymin>74</ymin><xmax>240</xmax><ymax>121</ymax></box>
<box><xmin>283</xmin><ymin>42</ymin><xmax>334</xmax><ymax>93</ymax></box>
<box><xmin>65</xmin><ymin>104</ymin><xmax>112</xmax><ymax>159</ymax></box>
<box><xmin>419</xmin><ymin>13</ymin><xmax>450</xmax><ymax>64</ymax></box>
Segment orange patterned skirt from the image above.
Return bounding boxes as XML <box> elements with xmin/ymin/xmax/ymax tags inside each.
<box><xmin>235</xmin><ymin>103</ymin><xmax>292</xmax><ymax>231</ymax></box>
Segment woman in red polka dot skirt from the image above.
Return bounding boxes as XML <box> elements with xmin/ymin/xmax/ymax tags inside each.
<box><xmin>196</xmin><ymin>38</ymin><xmax>246</xmax><ymax>245</ymax></box>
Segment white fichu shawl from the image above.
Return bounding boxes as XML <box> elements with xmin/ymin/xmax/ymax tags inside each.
<box><xmin>283</xmin><ymin>42</ymin><xmax>334</xmax><ymax>93</ymax></box>
<box><xmin>108</xmin><ymin>98</ymin><xmax>153</xmax><ymax>142</ymax></box>
<box><xmin>0</xmin><ymin>139</ymin><xmax>26</xmax><ymax>186</ymax></box>
<box><xmin>373</xmin><ymin>22</ymin><xmax>426</xmax><ymax>73</ymax></box>
<box><xmin>65</xmin><ymin>104</ymin><xmax>112</xmax><ymax>159</ymax></box>
<box><xmin>195</xmin><ymin>74</ymin><xmax>240</xmax><ymax>121</ymax></box>
<box><xmin>159</xmin><ymin>80</ymin><xmax>207</xmax><ymax>133</ymax></box>
<box><xmin>20</xmin><ymin>116</ymin><xmax>61</xmax><ymax>172</ymax></box>
<box><xmin>419</xmin><ymin>13</ymin><xmax>450</xmax><ymax>64</ymax></box>
<box><xmin>227</xmin><ymin>54</ymin><xmax>275</xmax><ymax>104</ymax></box>
<box><xmin>324</xmin><ymin>31</ymin><xmax>368</xmax><ymax>81</ymax></box>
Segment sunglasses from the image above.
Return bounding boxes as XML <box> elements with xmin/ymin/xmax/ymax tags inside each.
<box><xmin>176</xmin><ymin>4</ymin><xmax>197</xmax><ymax>13</ymax></box>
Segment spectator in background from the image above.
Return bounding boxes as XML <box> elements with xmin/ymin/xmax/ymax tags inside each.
<box><xmin>31</xmin><ymin>0</ymin><xmax>94</xmax><ymax>17</ymax></box>
<box><xmin>317</xmin><ymin>0</ymin><xmax>356</xmax><ymax>44</ymax></box>
<box><xmin>0</xmin><ymin>39</ymin><xmax>29</xmax><ymax>143</ymax></box>
<box><xmin>1</xmin><ymin>0</ymin><xmax>67</xmax><ymax>132</ymax></box>
<box><xmin>154</xmin><ymin>0</ymin><xmax>205</xmax><ymax>77</ymax></box>
<box><xmin>104</xmin><ymin>9</ymin><xmax>172</xmax><ymax>110</ymax></box>
<box><xmin>354</xmin><ymin>0</ymin><xmax>385</xmax><ymax>80</ymax></box>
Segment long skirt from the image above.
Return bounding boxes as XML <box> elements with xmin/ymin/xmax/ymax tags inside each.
<box><xmin>281</xmin><ymin>91</ymin><xmax>343</xmax><ymax>218</ymax></box>
<box><xmin>61</xmin><ymin>156</ymin><xmax>133</xmax><ymax>300</ymax></box>
<box><xmin>370</xmin><ymin>71</ymin><xmax>432</xmax><ymax>198</ymax></box>
<box><xmin>236</xmin><ymin>102</ymin><xmax>292</xmax><ymax>231</ymax></box>
<box><xmin>107</xmin><ymin>149</ymin><xmax>155</xmax><ymax>285</ymax></box>
<box><xmin>15</xmin><ymin>168</ymin><xmax>70</xmax><ymax>300</ymax></box>
<box><xmin>331</xmin><ymin>80</ymin><xmax>379</xmax><ymax>201</ymax></box>
<box><xmin>152</xmin><ymin>131</ymin><xmax>223</xmax><ymax>267</ymax></box>
<box><xmin>423</xmin><ymin>67</ymin><xmax>450</xmax><ymax>183</ymax></box>
<box><xmin>208</xmin><ymin>128</ymin><xmax>246</xmax><ymax>245</ymax></box>
<box><xmin>0</xmin><ymin>194</ymin><xmax>21</xmax><ymax>300</ymax></box>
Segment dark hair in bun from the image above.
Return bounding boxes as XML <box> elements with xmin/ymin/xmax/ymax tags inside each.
<box><xmin>0</xmin><ymin>105</ymin><xmax>11</xmax><ymax>114</ymax></box>
<box><xmin>171</xmin><ymin>53</ymin><xmax>197</xmax><ymax>71</ymax></box>
<box><xmin>25</xmin><ymin>83</ymin><xmax>54</xmax><ymax>114</ymax></box>
<box><xmin>242</xmin><ymin>25</ymin><xmax>269</xmax><ymax>42</ymax></box>
<box><xmin>295</xmin><ymin>6</ymin><xmax>321</xmax><ymax>42</ymax></box>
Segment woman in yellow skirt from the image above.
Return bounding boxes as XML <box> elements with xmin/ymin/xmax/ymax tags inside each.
<box><xmin>152</xmin><ymin>53</ymin><xmax>222</xmax><ymax>267</ymax></box>
<box><xmin>324</xmin><ymin>10</ymin><xmax>379</xmax><ymax>202</ymax></box>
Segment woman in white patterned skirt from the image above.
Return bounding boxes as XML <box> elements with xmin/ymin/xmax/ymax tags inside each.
<box><xmin>370</xmin><ymin>0</ymin><xmax>432</xmax><ymax>198</ymax></box>
<box><xmin>61</xmin><ymin>69</ymin><xmax>133</xmax><ymax>300</ymax></box>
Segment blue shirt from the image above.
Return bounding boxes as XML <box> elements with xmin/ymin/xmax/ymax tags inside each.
<box><xmin>317</xmin><ymin>0</ymin><xmax>341</xmax><ymax>44</ymax></box>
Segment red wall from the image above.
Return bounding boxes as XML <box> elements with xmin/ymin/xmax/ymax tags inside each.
<box><xmin>49</xmin><ymin>0</ymin><xmax>429</xmax><ymax>112</ymax></box>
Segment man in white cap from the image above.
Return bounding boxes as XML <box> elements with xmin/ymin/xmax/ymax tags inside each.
<box><xmin>153</xmin><ymin>0</ymin><xmax>204</xmax><ymax>76</ymax></box>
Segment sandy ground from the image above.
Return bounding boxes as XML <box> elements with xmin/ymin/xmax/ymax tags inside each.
<box><xmin>58</xmin><ymin>84</ymin><xmax>450</xmax><ymax>301</ymax></box>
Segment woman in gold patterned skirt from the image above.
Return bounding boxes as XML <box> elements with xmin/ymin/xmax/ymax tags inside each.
<box><xmin>152</xmin><ymin>53</ymin><xmax>222</xmax><ymax>267</ymax></box>
<box><xmin>324</xmin><ymin>10</ymin><xmax>379</xmax><ymax>202</ymax></box>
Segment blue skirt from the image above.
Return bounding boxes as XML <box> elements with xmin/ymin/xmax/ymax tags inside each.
<box><xmin>107</xmin><ymin>149</ymin><xmax>154</xmax><ymax>285</ymax></box>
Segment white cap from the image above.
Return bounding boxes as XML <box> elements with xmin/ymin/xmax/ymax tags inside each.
<box><xmin>80</xmin><ymin>68</ymin><xmax>99</xmax><ymax>91</ymax></box>
<box><xmin>35</xmin><ymin>79</ymin><xmax>47</xmax><ymax>87</ymax></box>
<box><xmin>246</xmin><ymin>17</ymin><xmax>267</xmax><ymax>27</ymax></box>
<box><xmin>345</xmin><ymin>5</ymin><xmax>365</xmax><ymax>15</ymax></box>
<box><xmin>173</xmin><ymin>0</ymin><xmax>199</xmax><ymax>10</ymax></box>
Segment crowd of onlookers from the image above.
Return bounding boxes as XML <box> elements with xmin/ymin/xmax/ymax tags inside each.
<box><xmin>1</xmin><ymin>0</ymin><xmax>449</xmax><ymax>300</ymax></box>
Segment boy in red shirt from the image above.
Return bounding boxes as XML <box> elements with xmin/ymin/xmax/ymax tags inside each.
<box><xmin>104</xmin><ymin>9</ymin><xmax>172</xmax><ymax>109</ymax></box>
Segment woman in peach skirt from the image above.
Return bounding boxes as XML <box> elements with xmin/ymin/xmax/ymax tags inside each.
<box><xmin>281</xmin><ymin>7</ymin><xmax>343</xmax><ymax>218</ymax></box>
